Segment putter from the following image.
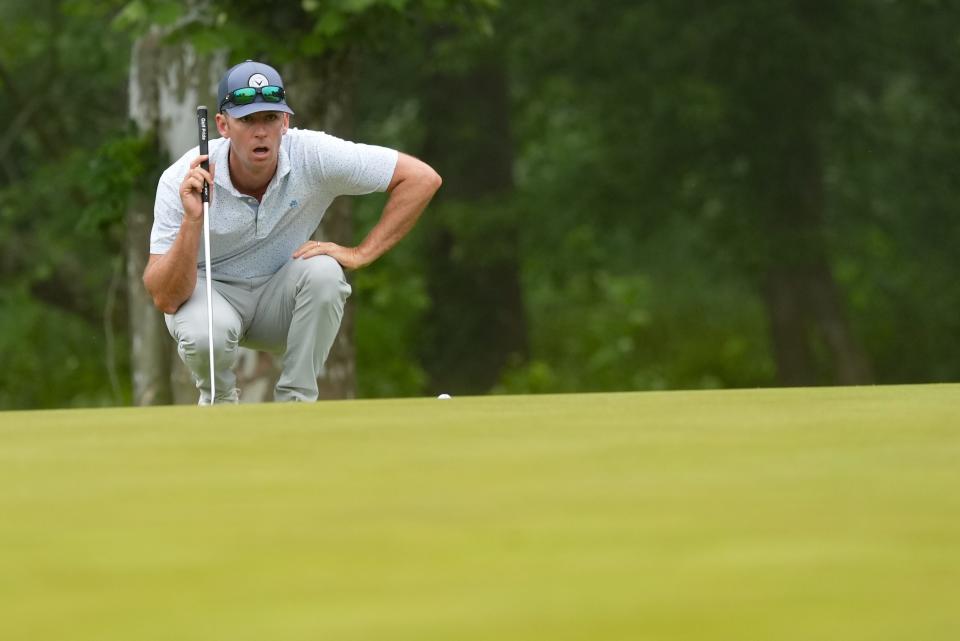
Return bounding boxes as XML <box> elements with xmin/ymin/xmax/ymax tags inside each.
<box><xmin>197</xmin><ymin>106</ymin><xmax>216</xmax><ymax>404</ymax></box>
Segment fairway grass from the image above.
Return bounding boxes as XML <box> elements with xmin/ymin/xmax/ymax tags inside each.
<box><xmin>1</xmin><ymin>385</ymin><xmax>958</xmax><ymax>640</ymax></box>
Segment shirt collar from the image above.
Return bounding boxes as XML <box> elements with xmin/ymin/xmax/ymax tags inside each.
<box><xmin>211</xmin><ymin>138</ymin><xmax>237</xmax><ymax>195</ymax></box>
<box><xmin>275</xmin><ymin>140</ymin><xmax>290</xmax><ymax>184</ymax></box>
<box><xmin>211</xmin><ymin>137</ymin><xmax>290</xmax><ymax>197</ymax></box>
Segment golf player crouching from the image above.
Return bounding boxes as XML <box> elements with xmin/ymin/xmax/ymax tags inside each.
<box><xmin>143</xmin><ymin>60</ymin><xmax>441</xmax><ymax>404</ymax></box>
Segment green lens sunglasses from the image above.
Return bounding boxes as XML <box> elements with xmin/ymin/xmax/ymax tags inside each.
<box><xmin>220</xmin><ymin>85</ymin><xmax>286</xmax><ymax>110</ymax></box>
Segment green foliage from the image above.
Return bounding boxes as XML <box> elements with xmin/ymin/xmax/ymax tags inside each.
<box><xmin>498</xmin><ymin>219</ymin><xmax>774</xmax><ymax>395</ymax></box>
<box><xmin>0</xmin><ymin>289</ymin><xmax>126</xmax><ymax>408</ymax></box>
<box><xmin>113</xmin><ymin>0</ymin><xmax>184</xmax><ymax>30</ymax></box>
<box><xmin>0</xmin><ymin>0</ymin><xmax>138</xmax><ymax>408</ymax></box>
<box><xmin>0</xmin><ymin>133</ymin><xmax>152</xmax><ymax>408</ymax></box>
<box><xmin>114</xmin><ymin>0</ymin><xmax>497</xmax><ymax>62</ymax></box>
<box><xmin>498</xmin><ymin>0</ymin><xmax>960</xmax><ymax>388</ymax></box>
<box><xmin>828</xmin><ymin>56</ymin><xmax>960</xmax><ymax>383</ymax></box>
<box><xmin>352</xmin><ymin>196</ymin><xmax>431</xmax><ymax>398</ymax></box>
<box><xmin>78</xmin><ymin>134</ymin><xmax>158</xmax><ymax>233</ymax></box>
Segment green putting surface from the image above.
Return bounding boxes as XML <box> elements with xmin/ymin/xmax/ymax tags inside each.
<box><xmin>1</xmin><ymin>385</ymin><xmax>958</xmax><ymax>640</ymax></box>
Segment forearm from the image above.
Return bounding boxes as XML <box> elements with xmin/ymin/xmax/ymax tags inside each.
<box><xmin>143</xmin><ymin>218</ymin><xmax>203</xmax><ymax>314</ymax></box>
<box><xmin>355</xmin><ymin>169</ymin><xmax>441</xmax><ymax>267</ymax></box>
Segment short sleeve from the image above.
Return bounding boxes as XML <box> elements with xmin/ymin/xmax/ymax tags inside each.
<box><xmin>307</xmin><ymin>132</ymin><xmax>399</xmax><ymax>196</ymax></box>
<box><xmin>149</xmin><ymin>166</ymin><xmax>185</xmax><ymax>255</ymax></box>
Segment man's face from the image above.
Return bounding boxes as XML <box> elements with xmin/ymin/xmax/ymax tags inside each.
<box><xmin>216</xmin><ymin>110</ymin><xmax>289</xmax><ymax>173</ymax></box>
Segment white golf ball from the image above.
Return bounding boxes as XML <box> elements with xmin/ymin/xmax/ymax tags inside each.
<box><xmin>437</xmin><ymin>393</ymin><xmax>452</xmax><ymax>400</ymax></box>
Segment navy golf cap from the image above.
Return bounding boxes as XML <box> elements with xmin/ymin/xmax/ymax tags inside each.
<box><xmin>217</xmin><ymin>60</ymin><xmax>295</xmax><ymax>118</ymax></box>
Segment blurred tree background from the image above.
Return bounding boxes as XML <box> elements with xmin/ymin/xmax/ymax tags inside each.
<box><xmin>1</xmin><ymin>0</ymin><xmax>958</xmax><ymax>409</ymax></box>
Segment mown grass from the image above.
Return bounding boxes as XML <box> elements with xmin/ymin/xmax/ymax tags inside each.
<box><xmin>1</xmin><ymin>385</ymin><xmax>957</xmax><ymax>640</ymax></box>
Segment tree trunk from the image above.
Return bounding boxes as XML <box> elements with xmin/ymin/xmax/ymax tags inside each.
<box><xmin>126</xmin><ymin>186</ymin><xmax>172</xmax><ymax>405</ymax></box>
<box><xmin>418</xmin><ymin>45</ymin><xmax>529</xmax><ymax>394</ymax></box>
<box><xmin>806</xmin><ymin>262</ymin><xmax>873</xmax><ymax>384</ymax></box>
<box><xmin>285</xmin><ymin>51</ymin><xmax>359</xmax><ymax>399</ymax></box>
<box><xmin>127</xmin><ymin>29</ymin><xmax>225</xmax><ymax>404</ymax></box>
<box><xmin>759</xmin><ymin>132</ymin><xmax>873</xmax><ymax>386</ymax></box>
<box><xmin>126</xmin><ymin>31</ymin><xmax>171</xmax><ymax>406</ymax></box>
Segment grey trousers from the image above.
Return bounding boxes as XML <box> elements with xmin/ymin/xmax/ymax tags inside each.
<box><xmin>165</xmin><ymin>256</ymin><xmax>351</xmax><ymax>404</ymax></box>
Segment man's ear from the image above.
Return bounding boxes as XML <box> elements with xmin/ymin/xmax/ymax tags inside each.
<box><xmin>282</xmin><ymin>113</ymin><xmax>289</xmax><ymax>135</ymax></box>
<box><xmin>215</xmin><ymin>112</ymin><xmax>230</xmax><ymax>138</ymax></box>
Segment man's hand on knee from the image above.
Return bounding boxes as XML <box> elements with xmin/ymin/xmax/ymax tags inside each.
<box><xmin>293</xmin><ymin>240</ymin><xmax>367</xmax><ymax>271</ymax></box>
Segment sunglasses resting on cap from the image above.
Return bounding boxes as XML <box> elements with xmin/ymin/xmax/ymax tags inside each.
<box><xmin>220</xmin><ymin>85</ymin><xmax>286</xmax><ymax>111</ymax></box>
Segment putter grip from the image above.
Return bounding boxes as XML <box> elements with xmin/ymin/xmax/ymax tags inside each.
<box><xmin>197</xmin><ymin>106</ymin><xmax>210</xmax><ymax>204</ymax></box>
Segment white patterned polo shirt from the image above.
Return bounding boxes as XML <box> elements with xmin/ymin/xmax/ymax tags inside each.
<box><xmin>150</xmin><ymin>128</ymin><xmax>399</xmax><ymax>279</ymax></box>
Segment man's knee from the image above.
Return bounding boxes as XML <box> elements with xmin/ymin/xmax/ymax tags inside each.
<box><xmin>297</xmin><ymin>255</ymin><xmax>351</xmax><ymax>305</ymax></box>
<box><xmin>169</xmin><ymin>306</ymin><xmax>240</xmax><ymax>364</ymax></box>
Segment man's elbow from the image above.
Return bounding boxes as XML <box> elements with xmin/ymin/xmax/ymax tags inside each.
<box><xmin>425</xmin><ymin>167</ymin><xmax>442</xmax><ymax>195</ymax></box>
<box><xmin>149</xmin><ymin>292</ymin><xmax>178</xmax><ymax>315</ymax></box>
<box><xmin>143</xmin><ymin>275</ymin><xmax>179</xmax><ymax>315</ymax></box>
<box><xmin>156</xmin><ymin>299</ymin><xmax>180</xmax><ymax>315</ymax></box>
<box><xmin>152</xmin><ymin>290</ymin><xmax>181</xmax><ymax>315</ymax></box>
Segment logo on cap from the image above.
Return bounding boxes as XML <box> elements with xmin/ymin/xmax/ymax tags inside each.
<box><xmin>248</xmin><ymin>73</ymin><xmax>269</xmax><ymax>88</ymax></box>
